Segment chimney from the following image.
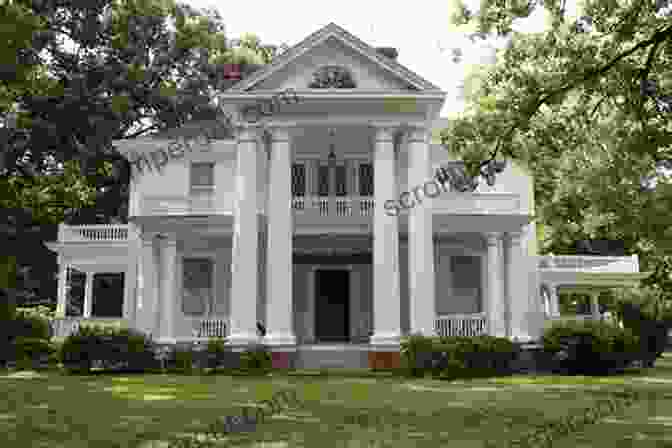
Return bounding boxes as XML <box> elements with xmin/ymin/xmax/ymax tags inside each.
<box><xmin>375</xmin><ymin>47</ymin><xmax>398</xmax><ymax>60</ymax></box>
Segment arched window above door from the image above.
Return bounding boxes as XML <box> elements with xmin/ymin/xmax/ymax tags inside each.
<box><xmin>308</xmin><ymin>66</ymin><xmax>356</xmax><ymax>88</ymax></box>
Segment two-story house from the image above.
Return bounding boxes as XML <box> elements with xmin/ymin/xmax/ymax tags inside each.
<box><xmin>46</xmin><ymin>23</ymin><xmax>647</xmax><ymax>369</ymax></box>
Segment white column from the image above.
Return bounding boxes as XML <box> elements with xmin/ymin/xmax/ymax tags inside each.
<box><xmin>549</xmin><ymin>283</ymin><xmax>560</xmax><ymax>317</ymax></box>
<box><xmin>370</xmin><ymin>124</ymin><xmax>401</xmax><ymax>345</ymax></box>
<box><xmin>590</xmin><ymin>290</ymin><xmax>601</xmax><ymax>320</ymax></box>
<box><xmin>83</xmin><ymin>272</ymin><xmax>94</xmax><ymax>318</ymax></box>
<box><xmin>264</xmin><ymin>125</ymin><xmax>296</xmax><ymax>346</ymax></box>
<box><xmin>158</xmin><ymin>235</ymin><xmax>177</xmax><ymax>341</ymax></box>
<box><xmin>138</xmin><ymin>234</ymin><xmax>158</xmax><ymax>337</ymax></box>
<box><xmin>486</xmin><ymin>233</ymin><xmax>506</xmax><ymax>337</ymax></box>
<box><xmin>56</xmin><ymin>259</ymin><xmax>68</xmax><ymax>317</ymax></box>
<box><xmin>505</xmin><ymin>231</ymin><xmax>532</xmax><ymax>341</ymax></box>
<box><xmin>407</xmin><ymin>126</ymin><xmax>436</xmax><ymax>336</ymax></box>
<box><xmin>229</xmin><ymin>125</ymin><xmax>260</xmax><ymax>345</ymax></box>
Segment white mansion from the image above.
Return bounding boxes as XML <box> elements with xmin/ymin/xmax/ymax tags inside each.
<box><xmin>47</xmin><ymin>23</ymin><xmax>646</xmax><ymax>368</ymax></box>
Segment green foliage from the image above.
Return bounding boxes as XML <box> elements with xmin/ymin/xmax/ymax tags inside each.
<box><xmin>444</xmin><ymin>0</ymin><xmax>672</xmax><ymax>293</ymax></box>
<box><xmin>11</xmin><ymin>337</ymin><xmax>57</xmax><ymax>366</ymax></box>
<box><xmin>60</xmin><ymin>325</ymin><xmax>156</xmax><ymax>374</ymax></box>
<box><xmin>239</xmin><ymin>344</ymin><xmax>272</xmax><ymax>374</ymax></box>
<box><xmin>400</xmin><ymin>334</ymin><xmax>517</xmax><ymax>379</ymax></box>
<box><xmin>11</xmin><ymin>309</ymin><xmax>52</xmax><ymax>341</ymax></box>
<box><xmin>542</xmin><ymin>319</ymin><xmax>641</xmax><ymax>374</ymax></box>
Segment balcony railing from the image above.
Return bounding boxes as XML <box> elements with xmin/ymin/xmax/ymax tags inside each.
<box><xmin>538</xmin><ymin>255</ymin><xmax>639</xmax><ymax>273</ymax></box>
<box><xmin>58</xmin><ymin>224</ymin><xmax>130</xmax><ymax>243</ymax></box>
<box><xmin>292</xmin><ymin>196</ymin><xmax>374</xmax><ymax>217</ymax></box>
<box><xmin>435</xmin><ymin>314</ymin><xmax>488</xmax><ymax>337</ymax></box>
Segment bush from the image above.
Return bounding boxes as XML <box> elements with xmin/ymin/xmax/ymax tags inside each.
<box><xmin>11</xmin><ymin>310</ymin><xmax>52</xmax><ymax>341</ymax></box>
<box><xmin>60</xmin><ymin>325</ymin><xmax>156</xmax><ymax>374</ymax></box>
<box><xmin>11</xmin><ymin>337</ymin><xmax>57</xmax><ymax>369</ymax></box>
<box><xmin>240</xmin><ymin>343</ymin><xmax>271</xmax><ymax>374</ymax></box>
<box><xmin>205</xmin><ymin>337</ymin><xmax>228</xmax><ymax>369</ymax></box>
<box><xmin>400</xmin><ymin>334</ymin><xmax>518</xmax><ymax>379</ymax></box>
<box><xmin>614</xmin><ymin>286</ymin><xmax>671</xmax><ymax>367</ymax></box>
<box><xmin>542</xmin><ymin>320</ymin><xmax>641</xmax><ymax>374</ymax></box>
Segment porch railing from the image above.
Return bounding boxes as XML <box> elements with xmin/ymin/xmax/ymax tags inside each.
<box><xmin>58</xmin><ymin>224</ymin><xmax>130</xmax><ymax>243</ymax></box>
<box><xmin>194</xmin><ymin>318</ymin><xmax>228</xmax><ymax>339</ymax></box>
<box><xmin>538</xmin><ymin>254</ymin><xmax>639</xmax><ymax>273</ymax></box>
<box><xmin>51</xmin><ymin>317</ymin><xmax>128</xmax><ymax>338</ymax></box>
<box><xmin>435</xmin><ymin>314</ymin><xmax>488</xmax><ymax>337</ymax></box>
<box><xmin>292</xmin><ymin>196</ymin><xmax>375</xmax><ymax>217</ymax></box>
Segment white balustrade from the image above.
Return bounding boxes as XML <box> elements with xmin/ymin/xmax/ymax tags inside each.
<box><xmin>292</xmin><ymin>196</ymin><xmax>375</xmax><ymax>218</ymax></box>
<box><xmin>195</xmin><ymin>319</ymin><xmax>228</xmax><ymax>338</ymax></box>
<box><xmin>59</xmin><ymin>224</ymin><xmax>129</xmax><ymax>242</ymax></box>
<box><xmin>538</xmin><ymin>255</ymin><xmax>638</xmax><ymax>273</ymax></box>
<box><xmin>435</xmin><ymin>314</ymin><xmax>488</xmax><ymax>337</ymax></box>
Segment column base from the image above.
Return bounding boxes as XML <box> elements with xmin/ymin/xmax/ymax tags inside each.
<box><xmin>369</xmin><ymin>332</ymin><xmax>401</xmax><ymax>346</ymax></box>
<box><xmin>262</xmin><ymin>333</ymin><xmax>297</xmax><ymax>346</ymax></box>
<box><xmin>368</xmin><ymin>351</ymin><xmax>401</xmax><ymax>369</ymax></box>
<box><xmin>227</xmin><ymin>332</ymin><xmax>260</xmax><ymax>347</ymax></box>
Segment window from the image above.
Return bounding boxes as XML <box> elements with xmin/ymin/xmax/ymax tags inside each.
<box><xmin>318</xmin><ymin>164</ymin><xmax>330</xmax><ymax>196</ymax></box>
<box><xmin>450</xmin><ymin>256</ymin><xmax>482</xmax><ymax>313</ymax></box>
<box><xmin>335</xmin><ymin>165</ymin><xmax>347</xmax><ymax>196</ymax></box>
<box><xmin>182</xmin><ymin>258</ymin><xmax>213</xmax><ymax>316</ymax></box>
<box><xmin>190</xmin><ymin>162</ymin><xmax>214</xmax><ymax>192</ymax></box>
<box><xmin>291</xmin><ymin>163</ymin><xmax>306</xmax><ymax>196</ymax></box>
<box><xmin>359</xmin><ymin>163</ymin><xmax>373</xmax><ymax>196</ymax></box>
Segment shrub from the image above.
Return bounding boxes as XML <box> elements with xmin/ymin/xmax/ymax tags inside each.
<box><xmin>60</xmin><ymin>325</ymin><xmax>156</xmax><ymax>373</ymax></box>
<box><xmin>11</xmin><ymin>310</ymin><xmax>52</xmax><ymax>341</ymax></box>
<box><xmin>400</xmin><ymin>334</ymin><xmax>517</xmax><ymax>379</ymax></box>
<box><xmin>542</xmin><ymin>319</ymin><xmax>641</xmax><ymax>374</ymax></box>
<box><xmin>206</xmin><ymin>337</ymin><xmax>228</xmax><ymax>369</ymax></box>
<box><xmin>614</xmin><ymin>286</ymin><xmax>671</xmax><ymax>367</ymax></box>
<box><xmin>240</xmin><ymin>343</ymin><xmax>271</xmax><ymax>374</ymax></box>
<box><xmin>11</xmin><ymin>337</ymin><xmax>57</xmax><ymax>369</ymax></box>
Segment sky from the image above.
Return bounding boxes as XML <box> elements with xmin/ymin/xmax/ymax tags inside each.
<box><xmin>185</xmin><ymin>0</ymin><xmax>578</xmax><ymax>117</ymax></box>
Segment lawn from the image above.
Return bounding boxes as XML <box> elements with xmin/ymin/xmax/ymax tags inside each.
<box><xmin>2</xmin><ymin>356</ymin><xmax>672</xmax><ymax>448</ymax></box>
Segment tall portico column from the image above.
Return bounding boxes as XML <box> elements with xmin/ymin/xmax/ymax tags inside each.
<box><xmin>56</xmin><ymin>257</ymin><xmax>68</xmax><ymax>317</ymax></box>
<box><xmin>229</xmin><ymin>124</ymin><xmax>261</xmax><ymax>346</ymax></box>
<box><xmin>158</xmin><ymin>234</ymin><xmax>177</xmax><ymax>341</ymax></box>
<box><xmin>407</xmin><ymin>126</ymin><xmax>436</xmax><ymax>336</ymax></box>
<box><xmin>264</xmin><ymin>124</ymin><xmax>296</xmax><ymax>346</ymax></box>
<box><xmin>505</xmin><ymin>231</ymin><xmax>532</xmax><ymax>341</ymax></box>
<box><xmin>486</xmin><ymin>233</ymin><xmax>506</xmax><ymax>337</ymax></box>
<box><xmin>370</xmin><ymin>124</ymin><xmax>401</xmax><ymax>346</ymax></box>
<box><xmin>83</xmin><ymin>272</ymin><xmax>94</xmax><ymax>318</ymax></box>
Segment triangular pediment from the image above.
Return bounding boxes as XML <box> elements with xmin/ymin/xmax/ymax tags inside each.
<box><xmin>230</xmin><ymin>23</ymin><xmax>442</xmax><ymax>93</ymax></box>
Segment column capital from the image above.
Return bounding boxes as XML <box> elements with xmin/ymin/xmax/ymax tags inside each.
<box><xmin>157</xmin><ymin>233</ymin><xmax>177</xmax><ymax>246</ymax></box>
<box><xmin>405</xmin><ymin>126</ymin><xmax>429</xmax><ymax>143</ymax></box>
<box><xmin>370</xmin><ymin>123</ymin><xmax>400</xmax><ymax>141</ymax></box>
<box><xmin>485</xmin><ymin>232</ymin><xmax>501</xmax><ymax>246</ymax></box>
<box><xmin>235</xmin><ymin>124</ymin><xmax>264</xmax><ymax>142</ymax></box>
<box><xmin>506</xmin><ymin>231</ymin><xmax>523</xmax><ymax>246</ymax></box>
<box><xmin>266</xmin><ymin>124</ymin><xmax>295</xmax><ymax>143</ymax></box>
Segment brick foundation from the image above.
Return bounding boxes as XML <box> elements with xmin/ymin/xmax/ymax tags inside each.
<box><xmin>271</xmin><ymin>351</ymin><xmax>293</xmax><ymax>369</ymax></box>
<box><xmin>368</xmin><ymin>351</ymin><xmax>401</xmax><ymax>369</ymax></box>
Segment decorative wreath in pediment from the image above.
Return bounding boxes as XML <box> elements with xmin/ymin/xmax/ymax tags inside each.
<box><xmin>308</xmin><ymin>65</ymin><xmax>356</xmax><ymax>88</ymax></box>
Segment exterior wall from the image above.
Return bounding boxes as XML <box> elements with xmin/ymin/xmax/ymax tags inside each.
<box><xmin>434</xmin><ymin>237</ymin><xmax>485</xmax><ymax>315</ymax></box>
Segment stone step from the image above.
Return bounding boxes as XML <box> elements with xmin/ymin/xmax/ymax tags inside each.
<box><xmin>295</xmin><ymin>347</ymin><xmax>369</xmax><ymax>369</ymax></box>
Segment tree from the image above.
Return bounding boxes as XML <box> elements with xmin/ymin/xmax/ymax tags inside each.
<box><xmin>0</xmin><ymin>0</ymin><xmax>277</xmax><ymax>308</ymax></box>
<box><xmin>441</xmin><ymin>0</ymin><xmax>672</xmax><ymax>296</ymax></box>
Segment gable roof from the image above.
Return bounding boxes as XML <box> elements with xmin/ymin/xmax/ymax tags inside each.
<box><xmin>229</xmin><ymin>23</ymin><xmax>443</xmax><ymax>92</ymax></box>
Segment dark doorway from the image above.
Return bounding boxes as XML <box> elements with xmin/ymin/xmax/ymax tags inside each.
<box><xmin>315</xmin><ymin>269</ymin><xmax>349</xmax><ymax>342</ymax></box>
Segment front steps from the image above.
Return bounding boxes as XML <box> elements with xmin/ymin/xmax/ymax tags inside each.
<box><xmin>294</xmin><ymin>344</ymin><xmax>370</xmax><ymax>369</ymax></box>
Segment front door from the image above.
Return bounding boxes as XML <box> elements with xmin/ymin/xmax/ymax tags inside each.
<box><xmin>315</xmin><ymin>269</ymin><xmax>349</xmax><ymax>342</ymax></box>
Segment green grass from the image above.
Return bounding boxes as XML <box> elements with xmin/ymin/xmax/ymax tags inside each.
<box><xmin>2</xmin><ymin>356</ymin><xmax>672</xmax><ymax>447</ymax></box>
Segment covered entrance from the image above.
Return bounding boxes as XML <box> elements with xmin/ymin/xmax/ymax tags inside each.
<box><xmin>315</xmin><ymin>269</ymin><xmax>350</xmax><ymax>342</ymax></box>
